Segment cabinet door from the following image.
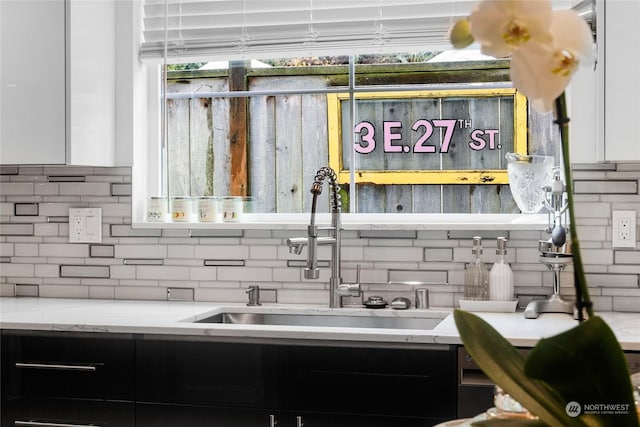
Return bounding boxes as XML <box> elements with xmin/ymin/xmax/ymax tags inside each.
<box><xmin>0</xmin><ymin>0</ymin><xmax>66</xmax><ymax>164</ymax></box>
<box><xmin>284</xmin><ymin>345</ymin><xmax>457</xmax><ymax>422</ymax></box>
<box><xmin>602</xmin><ymin>0</ymin><xmax>640</xmax><ymax>161</ymax></box>
<box><xmin>136</xmin><ymin>340</ymin><xmax>280</xmax><ymax>408</ymax></box>
<box><xmin>136</xmin><ymin>402</ymin><xmax>280</xmax><ymax>427</ymax></box>
<box><xmin>289</xmin><ymin>412</ymin><xmax>448</xmax><ymax>427</ymax></box>
<box><xmin>1</xmin><ymin>333</ymin><xmax>135</xmax><ymax>401</ymax></box>
<box><xmin>1</xmin><ymin>397</ymin><xmax>135</xmax><ymax>427</ymax></box>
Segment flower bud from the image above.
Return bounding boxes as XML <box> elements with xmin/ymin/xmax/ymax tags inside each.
<box><xmin>450</xmin><ymin>18</ymin><xmax>474</xmax><ymax>49</ymax></box>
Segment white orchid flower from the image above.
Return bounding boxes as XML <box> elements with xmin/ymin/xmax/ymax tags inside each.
<box><xmin>510</xmin><ymin>9</ymin><xmax>595</xmax><ymax>112</ymax></box>
<box><xmin>469</xmin><ymin>0</ymin><xmax>554</xmax><ymax>58</ymax></box>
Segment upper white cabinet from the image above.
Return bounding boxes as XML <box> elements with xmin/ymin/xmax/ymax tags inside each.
<box><xmin>570</xmin><ymin>0</ymin><xmax>640</xmax><ymax>163</ymax></box>
<box><xmin>0</xmin><ymin>0</ymin><xmax>118</xmax><ymax>166</ymax></box>
<box><xmin>601</xmin><ymin>0</ymin><xmax>640</xmax><ymax>161</ymax></box>
<box><xmin>1</xmin><ymin>0</ymin><xmax>66</xmax><ymax>164</ymax></box>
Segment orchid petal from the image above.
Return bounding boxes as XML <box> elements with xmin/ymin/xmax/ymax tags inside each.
<box><xmin>511</xmin><ymin>42</ymin><xmax>569</xmax><ymax>112</ymax></box>
<box><xmin>550</xmin><ymin>9</ymin><xmax>595</xmax><ymax>66</ymax></box>
<box><xmin>469</xmin><ymin>0</ymin><xmax>554</xmax><ymax>58</ymax></box>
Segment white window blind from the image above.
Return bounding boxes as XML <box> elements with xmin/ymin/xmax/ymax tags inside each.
<box><xmin>140</xmin><ymin>0</ymin><xmax>481</xmax><ymax>63</ymax></box>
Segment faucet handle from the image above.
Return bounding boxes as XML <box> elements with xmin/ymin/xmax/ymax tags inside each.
<box><xmin>246</xmin><ymin>285</ymin><xmax>261</xmax><ymax>306</ymax></box>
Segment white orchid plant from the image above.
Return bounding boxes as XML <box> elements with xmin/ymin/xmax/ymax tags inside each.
<box><xmin>449</xmin><ymin>1</ymin><xmax>639</xmax><ymax>426</ymax></box>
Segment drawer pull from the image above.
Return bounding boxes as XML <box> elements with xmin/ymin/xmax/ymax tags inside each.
<box><xmin>15</xmin><ymin>421</ymin><xmax>99</xmax><ymax>427</ymax></box>
<box><xmin>15</xmin><ymin>362</ymin><xmax>97</xmax><ymax>372</ymax></box>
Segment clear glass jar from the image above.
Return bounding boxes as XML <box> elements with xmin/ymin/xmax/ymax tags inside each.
<box><xmin>170</xmin><ymin>196</ymin><xmax>192</xmax><ymax>222</ymax></box>
<box><xmin>222</xmin><ymin>196</ymin><xmax>243</xmax><ymax>222</ymax></box>
<box><xmin>147</xmin><ymin>196</ymin><xmax>167</xmax><ymax>222</ymax></box>
<box><xmin>197</xmin><ymin>197</ymin><xmax>218</xmax><ymax>222</ymax></box>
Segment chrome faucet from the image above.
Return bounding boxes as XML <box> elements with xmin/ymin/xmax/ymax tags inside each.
<box><xmin>246</xmin><ymin>285</ymin><xmax>261</xmax><ymax>306</ymax></box>
<box><xmin>287</xmin><ymin>166</ymin><xmax>360</xmax><ymax>308</ymax></box>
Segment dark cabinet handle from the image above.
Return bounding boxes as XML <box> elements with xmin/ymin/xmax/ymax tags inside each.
<box><xmin>15</xmin><ymin>362</ymin><xmax>97</xmax><ymax>372</ymax></box>
<box><xmin>15</xmin><ymin>421</ymin><xmax>99</xmax><ymax>427</ymax></box>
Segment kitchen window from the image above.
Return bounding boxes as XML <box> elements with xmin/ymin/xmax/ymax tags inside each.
<box><xmin>133</xmin><ymin>0</ymin><xmax>559</xmax><ymax>227</ymax></box>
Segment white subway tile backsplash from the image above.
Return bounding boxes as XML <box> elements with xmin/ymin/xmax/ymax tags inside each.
<box><xmin>39</xmin><ymin>285</ymin><xmax>89</xmax><ymax>299</ymax></box>
<box><xmin>40</xmin><ymin>244</ymin><xmax>89</xmax><ymax>258</ymax></box>
<box><xmin>0</xmin><ymin>182</ymin><xmax>34</xmax><ymax>195</ymax></box>
<box><xmin>60</xmin><ymin>265</ymin><xmax>110</xmax><ymax>278</ymax></box>
<box><xmin>115</xmin><ymin>244</ymin><xmax>167</xmax><ymax>259</ymax></box>
<box><xmin>0</xmin><ymin>165</ymin><xmax>639</xmax><ymax>312</ymax></box>
<box><xmin>1</xmin><ymin>263</ymin><xmax>35</xmax><ymax>277</ymax></box>
<box><xmin>115</xmin><ymin>286</ymin><xmax>168</xmax><ymax>300</ymax></box>
<box><xmin>136</xmin><ymin>265</ymin><xmax>190</xmax><ymax>281</ymax></box>
<box><xmin>363</xmin><ymin>246</ymin><xmax>422</xmax><ymax>262</ymax></box>
<box><xmin>195</xmin><ymin>245</ymin><xmax>249</xmax><ymax>259</ymax></box>
<box><xmin>60</xmin><ymin>183</ymin><xmax>112</xmax><ymax>196</ymax></box>
<box><xmin>0</xmin><ymin>223</ymin><xmax>34</xmax><ymax>236</ymax></box>
<box><xmin>0</xmin><ymin>243</ymin><xmax>14</xmax><ymax>257</ymax></box>
<box><xmin>217</xmin><ymin>267</ymin><xmax>273</xmax><ymax>282</ymax></box>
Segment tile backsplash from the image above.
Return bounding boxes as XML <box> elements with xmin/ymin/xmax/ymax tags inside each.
<box><xmin>1</xmin><ymin>164</ymin><xmax>639</xmax><ymax>312</ymax></box>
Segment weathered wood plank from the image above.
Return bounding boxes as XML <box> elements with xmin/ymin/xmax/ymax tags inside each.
<box><xmin>212</xmin><ymin>97</ymin><xmax>231</xmax><ymax>196</ymax></box>
<box><xmin>229</xmin><ymin>61</ymin><xmax>249</xmax><ymax>196</ymax></box>
<box><xmin>302</xmin><ymin>94</ymin><xmax>329</xmax><ymax>213</ymax></box>
<box><xmin>249</xmin><ymin>95</ymin><xmax>277</xmax><ymax>213</ymax></box>
<box><xmin>167</xmin><ymin>98</ymin><xmax>190</xmax><ymax>197</ymax></box>
<box><xmin>275</xmin><ymin>95</ymin><xmax>304</xmax><ymax>213</ymax></box>
<box><xmin>190</xmin><ymin>97</ymin><xmax>212</xmax><ymax>196</ymax></box>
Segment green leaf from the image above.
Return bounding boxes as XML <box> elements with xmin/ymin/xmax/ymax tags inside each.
<box><xmin>525</xmin><ymin>316</ymin><xmax>639</xmax><ymax>427</ymax></box>
<box><xmin>454</xmin><ymin>309</ymin><xmax>587</xmax><ymax>427</ymax></box>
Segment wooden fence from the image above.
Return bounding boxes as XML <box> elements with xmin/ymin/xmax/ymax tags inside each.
<box><xmin>166</xmin><ymin>69</ymin><xmax>549</xmax><ymax>214</ymax></box>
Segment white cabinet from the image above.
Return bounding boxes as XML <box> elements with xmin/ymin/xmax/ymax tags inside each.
<box><xmin>601</xmin><ymin>0</ymin><xmax>640</xmax><ymax>161</ymax></box>
<box><xmin>0</xmin><ymin>0</ymin><xmax>66</xmax><ymax>164</ymax></box>
<box><xmin>570</xmin><ymin>0</ymin><xmax>640</xmax><ymax>163</ymax></box>
<box><xmin>0</xmin><ymin>0</ymin><xmax>117</xmax><ymax>166</ymax></box>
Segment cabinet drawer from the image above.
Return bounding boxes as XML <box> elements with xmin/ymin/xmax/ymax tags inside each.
<box><xmin>285</xmin><ymin>345</ymin><xmax>456</xmax><ymax>420</ymax></box>
<box><xmin>136</xmin><ymin>340</ymin><xmax>279</xmax><ymax>408</ymax></box>
<box><xmin>136</xmin><ymin>402</ymin><xmax>276</xmax><ymax>427</ymax></box>
<box><xmin>1</xmin><ymin>397</ymin><xmax>135</xmax><ymax>427</ymax></box>
<box><xmin>1</xmin><ymin>333</ymin><xmax>134</xmax><ymax>401</ymax></box>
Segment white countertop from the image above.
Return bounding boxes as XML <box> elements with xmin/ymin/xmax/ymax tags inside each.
<box><xmin>1</xmin><ymin>297</ymin><xmax>639</xmax><ymax>350</ymax></box>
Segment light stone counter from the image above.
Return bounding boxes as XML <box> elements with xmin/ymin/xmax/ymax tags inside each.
<box><xmin>1</xmin><ymin>297</ymin><xmax>639</xmax><ymax>350</ymax></box>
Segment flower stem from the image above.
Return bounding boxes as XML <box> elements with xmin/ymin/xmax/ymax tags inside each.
<box><xmin>555</xmin><ymin>93</ymin><xmax>594</xmax><ymax>321</ymax></box>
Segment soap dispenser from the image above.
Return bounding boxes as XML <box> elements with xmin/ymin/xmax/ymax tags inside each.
<box><xmin>489</xmin><ymin>237</ymin><xmax>515</xmax><ymax>301</ymax></box>
<box><xmin>464</xmin><ymin>236</ymin><xmax>489</xmax><ymax>300</ymax></box>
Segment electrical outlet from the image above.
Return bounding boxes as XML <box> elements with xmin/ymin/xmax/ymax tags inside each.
<box><xmin>69</xmin><ymin>208</ymin><xmax>102</xmax><ymax>243</ymax></box>
<box><xmin>612</xmin><ymin>210</ymin><xmax>636</xmax><ymax>248</ymax></box>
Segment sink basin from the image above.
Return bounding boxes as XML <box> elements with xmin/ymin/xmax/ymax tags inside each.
<box><xmin>194</xmin><ymin>310</ymin><xmax>446</xmax><ymax>330</ymax></box>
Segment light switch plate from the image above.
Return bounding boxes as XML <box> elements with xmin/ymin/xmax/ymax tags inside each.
<box><xmin>69</xmin><ymin>208</ymin><xmax>102</xmax><ymax>243</ymax></box>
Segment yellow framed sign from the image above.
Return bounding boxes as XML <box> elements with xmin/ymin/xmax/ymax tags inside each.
<box><xmin>327</xmin><ymin>88</ymin><xmax>527</xmax><ymax>185</ymax></box>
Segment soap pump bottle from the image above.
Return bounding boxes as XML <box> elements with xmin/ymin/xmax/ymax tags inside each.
<box><xmin>464</xmin><ymin>236</ymin><xmax>489</xmax><ymax>300</ymax></box>
<box><xmin>489</xmin><ymin>237</ymin><xmax>515</xmax><ymax>301</ymax></box>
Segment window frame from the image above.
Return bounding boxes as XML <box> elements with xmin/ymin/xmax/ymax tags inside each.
<box><xmin>327</xmin><ymin>88</ymin><xmax>528</xmax><ymax>186</ymax></box>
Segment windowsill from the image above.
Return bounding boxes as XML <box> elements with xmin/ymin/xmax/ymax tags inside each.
<box><xmin>132</xmin><ymin>213</ymin><xmax>549</xmax><ymax>231</ymax></box>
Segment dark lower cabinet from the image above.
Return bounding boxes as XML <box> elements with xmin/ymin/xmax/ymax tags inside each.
<box><xmin>1</xmin><ymin>331</ymin><xmax>136</xmax><ymax>427</ymax></box>
<box><xmin>284</xmin><ymin>345</ymin><xmax>456</xmax><ymax>424</ymax></box>
<box><xmin>135</xmin><ymin>402</ymin><xmax>277</xmax><ymax>427</ymax></box>
<box><xmin>2</xmin><ymin>331</ymin><xmax>457</xmax><ymax>427</ymax></box>
<box><xmin>1</xmin><ymin>397</ymin><xmax>135</xmax><ymax>427</ymax></box>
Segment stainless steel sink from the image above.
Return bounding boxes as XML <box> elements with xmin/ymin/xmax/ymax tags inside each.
<box><xmin>195</xmin><ymin>311</ymin><xmax>445</xmax><ymax>330</ymax></box>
